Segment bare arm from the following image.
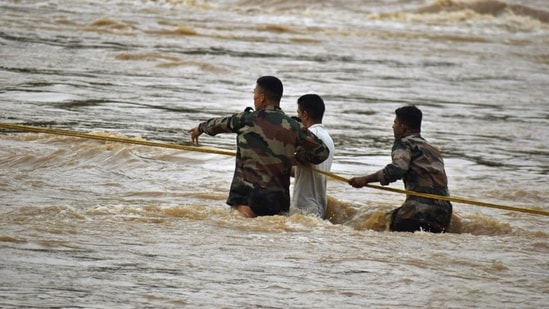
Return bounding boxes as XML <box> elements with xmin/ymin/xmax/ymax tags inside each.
<box><xmin>348</xmin><ymin>171</ymin><xmax>382</xmax><ymax>188</ymax></box>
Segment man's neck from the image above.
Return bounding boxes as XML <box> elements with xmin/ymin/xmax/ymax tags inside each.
<box><xmin>259</xmin><ymin>100</ymin><xmax>279</xmax><ymax>110</ymax></box>
<box><xmin>399</xmin><ymin>130</ymin><xmax>420</xmax><ymax>139</ymax></box>
<box><xmin>305</xmin><ymin>121</ymin><xmax>321</xmax><ymax>129</ymax></box>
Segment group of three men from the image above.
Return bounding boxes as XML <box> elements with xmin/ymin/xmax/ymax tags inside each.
<box><xmin>189</xmin><ymin>76</ymin><xmax>452</xmax><ymax>233</ymax></box>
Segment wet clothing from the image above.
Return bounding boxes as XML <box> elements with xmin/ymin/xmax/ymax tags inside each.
<box><xmin>198</xmin><ymin>105</ymin><xmax>330</xmax><ymax>216</ymax></box>
<box><xmin>378</xmin><ymin>133</ymin><xmax>452</xmax><ymax>232</ymax></box>
<box><xmin>291</xmin><ymin>124</ymin><xmax>335</xmax><ymax>218</ymax></box>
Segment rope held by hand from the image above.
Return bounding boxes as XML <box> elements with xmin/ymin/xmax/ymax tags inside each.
<box><xmin>1</xmin><ymin>122</ymin><xmax>547</xmax><ymax>217</ymax></box>
<box><xmin>311</xmin><ymin>167</ymin><xmax>548</xmax><ymax>217</ymax></box>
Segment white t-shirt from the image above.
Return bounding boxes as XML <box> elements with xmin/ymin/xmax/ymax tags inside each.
<box><xmin>291</xmin><ymin>124</ymin><xmax>335</xmax><ymax>218</ymax></box>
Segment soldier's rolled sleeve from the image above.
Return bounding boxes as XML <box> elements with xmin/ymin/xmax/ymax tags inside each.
<box><xmin>380</xmin><ymin>164</ymin><xmax>407</xmax><ymax>185</ymax></box>
<box><xmin>380</xmin><ymin>147</ymin><xmax>411</xmax><ymax>185</ymax></box>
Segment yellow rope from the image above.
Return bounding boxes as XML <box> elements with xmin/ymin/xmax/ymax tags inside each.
<box><xmin>0</xmin><ymin>122</ymin><xmax>235</xmax><ymax>156</ymax></box>
<box><xmin>311</xmin><ymin>168</ymin><xmax>549</xmax><ymax>217</ymax></box>
<box><xmin>1</xmin><ymin>122</ymin><xmax>547</xmax><ymax>217</ymax></box>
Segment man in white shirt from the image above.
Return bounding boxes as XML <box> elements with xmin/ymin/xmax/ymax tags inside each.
<box><xmin>291</xmin><ymin>94</ymin><xmax>335</xmax><ymax>219</ymax></box>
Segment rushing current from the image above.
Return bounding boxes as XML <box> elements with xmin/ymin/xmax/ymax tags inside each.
<box><xmin>1</xmin><ymin>0</ymin><xmax>548</xmax><ymax>308</ymax></box>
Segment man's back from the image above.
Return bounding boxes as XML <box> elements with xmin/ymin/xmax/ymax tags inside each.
<box><xmin>392</xmin><ymin>134</ymin><xmax>449</xmax><ymax>196</ymax></box>
<box><xmin>234</xmin><ymin>106</ymin><xmax>306</xmax><ymax>191</ymax></box>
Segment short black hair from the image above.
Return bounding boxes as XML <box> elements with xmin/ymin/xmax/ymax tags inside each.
<box><xmin>256</xmin><ymin>76</ymin><xmax>283</xmax><ymax>103</ymax></box>
<box><xmin>297</xmin><ymin>94</ymin><xmax>325</xmax><ymax>122</ymax></box>
<box><xmin>395</xmin><ymin>105</ymin><xmax>422</xmax><ymax>131</ymax></box>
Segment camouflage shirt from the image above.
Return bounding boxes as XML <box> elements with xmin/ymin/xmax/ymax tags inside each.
<box><xmin>198</xmin><ymin>105</ymin><xmax>330</xmax><ymax>214</ymax></box>
<box><xmin>379</xmin><ymin>133</ymin><xmax>450</xmax><ymax>197</ymax></box>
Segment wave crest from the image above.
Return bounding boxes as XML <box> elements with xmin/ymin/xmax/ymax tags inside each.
<box><xmin>416</xmin><ymin>0</ymin><xmax>549</xmax><ymax>23</ymax></box>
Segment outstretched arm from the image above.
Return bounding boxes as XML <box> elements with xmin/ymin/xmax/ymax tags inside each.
<box><xmin>350</xmin><ymin>139</ymin><xmax>412</xmax><ymax>188</ymax></box>
<box><xmin>188</xmin><ymin>113</ymin><xmax>240</xmax><ymax>144</ymax></box>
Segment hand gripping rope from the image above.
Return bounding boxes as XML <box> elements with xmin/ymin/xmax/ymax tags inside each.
<box><xmin>1</xmin><ymin>122</ymin><xmax>547</xmax><ymax>217</ymax></box>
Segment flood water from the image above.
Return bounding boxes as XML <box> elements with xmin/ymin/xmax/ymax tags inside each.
<box><xmin>1</xmin><ymin>0</ymin><xmax>548</xmax><ymax>308</ymax></box>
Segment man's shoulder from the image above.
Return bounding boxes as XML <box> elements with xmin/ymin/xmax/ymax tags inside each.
<box><xmin>393</xmin><ymin>134</ymin><xmax>422</xmax><ymax>152</ymax></box>
<box><xmin>309</xmin><ymin>125</ymin><xmax>334</xmax><ymax>147</ymax></box>
<box><xmin>398</xmin><ymin>134</ymin><xmax>426</xmax><ymax>146</ymax></box>
<box><xmin>260</xmin><ymin>109</ymin><xmax>301</xmax><ymax>128</ymax></box>
<box><xmin>398</xmin><ymin>134</ymin><xmax>443</xmax><ymax>158</ymax></box>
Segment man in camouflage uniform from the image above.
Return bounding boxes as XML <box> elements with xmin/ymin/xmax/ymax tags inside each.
<box><xmin>348</xmin><ymin>105</ymin><xmax>452</xmax><ymax>232</ymax></box>
<box><xmin>189</xmin><ymin>76</ymin><xmax>330</xmax><ymax>218</ymax></box>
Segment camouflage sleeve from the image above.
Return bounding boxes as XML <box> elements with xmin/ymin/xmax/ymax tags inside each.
<box><xmin>198</xmin><ymin>110</ymin><xmax>248</xmax><ymax>136</ymax></box>
<box><xmin>379</xmin><ymin>140</ymin><xmax>411</xmax><ymax>185</ymax></box>
<box><xmin>294</xmin><ymin>128</ymin><xmax>330</xmax><ymax>165</ymax></box>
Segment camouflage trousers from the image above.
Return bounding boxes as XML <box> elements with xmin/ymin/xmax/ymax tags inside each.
<box><xmin>389</xmin><ymin>197</ymin><xmax>452</xmax><ymax>233</ymax></box>
<box><xmin>227</xmin><ymin>185</ymin><xmax>290</xmax><ymax>217</ymax></box>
